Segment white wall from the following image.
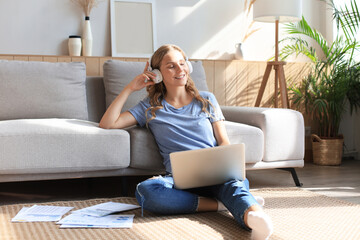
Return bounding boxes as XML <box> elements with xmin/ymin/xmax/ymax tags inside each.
<box><xmin>340</xmin><ymin>108</ymin><xmax>360</xmax><ymax>158</ymax></box>
<box><xmin>0</xmin><ymin>0</ymin><xmax>111</xmax><ymax>56</ymax></box>
<box><xmin>356</xmin><ymin>112</ymin><xmax>360</xmax><ymax>160</ymax></box>
<box><xmin>0</xmin><ymin>0</ymin><xmax>330</xmax><ymax>61</ymax></box>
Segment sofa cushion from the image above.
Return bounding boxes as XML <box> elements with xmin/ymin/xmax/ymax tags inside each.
<box><xmin>0</xmin><ymin>60</ymin><xmax>88</xmax><ymax>120</ymax></box>
<box><xmin>0</xmin><ymin>119</ymin><xmax>130</xmax><ymax>174</ymax></box>
<box><xmin>86</xmin><ymin>76</ymin><xmax>106</xmax><ymax>123</ymax></box>
<box><xmin>126</xmin><ymin>126</ymin><xmax>165</xmax><ymax>170</ymax></box>
<box><xmin>103</xmin><ymin>60</ymin><xmax>208</xmax><ymax>111</ymax></box>
<box><xmin>224</xmin><ymin>121</ymin><xmax>264</xmax><ymax>163</ymax></box>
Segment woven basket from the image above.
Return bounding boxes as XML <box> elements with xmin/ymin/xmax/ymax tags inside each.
<box><xmin>311</xmin><ymin>134</ymin><xmax>344</xmax><ymax>166</ymax></box>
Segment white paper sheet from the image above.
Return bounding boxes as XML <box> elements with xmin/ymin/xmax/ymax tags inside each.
<box><xmin>12</xmin><ymin>205</ymin><xmax>73</xmax><ymax>222</ymax></box>
<box><xmin>57</xmin><ymin>214</ymin><xmax>134</xmax><ymax>228</ymax></box>
<box><xmin>59</xmin><ymin>224</ymin><xmax>120</xmax><ymax>228</ymax></box>
<box><xmin>71</xmin><ymin>201</ymin><xmax>140</xmax><ymax>217</ymax></box>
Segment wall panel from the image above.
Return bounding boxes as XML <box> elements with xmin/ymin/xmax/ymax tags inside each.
<box><xmin>214</xmin><ymin>61</ymin><xmax>227</xmax><ymax>106</ymax></box>
<box><xmin>0</xmin><ymin>54</ymin><xmax>311</xmax><ymax>108</ymax></box>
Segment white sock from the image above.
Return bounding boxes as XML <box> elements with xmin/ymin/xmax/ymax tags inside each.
<box><xmin>254</xmin><ymin>196</ymin><xmax>265</xmax><ymax>207</ymax></box>
<box><xmin>247</xmin><ymin>211</ymin><xmax>273</xmax><ymax>240</ymax></box>
<box><xmin>217</xmin><ymin>200</ymin><xmax>227</xmax><ymax>211</ymax></box>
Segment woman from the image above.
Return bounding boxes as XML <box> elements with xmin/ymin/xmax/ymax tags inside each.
<box><xmin>99</xmin><ymin>44</ymin><xmax>273</xmax><ymax>240</ymax></box>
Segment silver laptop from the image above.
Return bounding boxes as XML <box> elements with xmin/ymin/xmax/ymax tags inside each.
<box><xmin>169</xmin><ymin>143</ymin><xmax>246</xmax><ymax>189</ymax></box>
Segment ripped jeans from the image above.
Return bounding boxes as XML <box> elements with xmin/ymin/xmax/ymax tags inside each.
<box><xmin>135</xmin><ymin>176</ymin><xmax>258</xmax><ymax>230</ymax></box>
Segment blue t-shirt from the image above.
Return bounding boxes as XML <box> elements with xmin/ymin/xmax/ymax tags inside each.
<box><xmin>128</xmin><ymin>91</ymin><xmax>225</xmax><ymax>173</ymax></box>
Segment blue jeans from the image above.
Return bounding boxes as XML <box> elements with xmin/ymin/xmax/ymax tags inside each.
<box><xmin>135</xmin><ymin>176</ymin><xmax>258</xmax><ymax>230</ymax></box>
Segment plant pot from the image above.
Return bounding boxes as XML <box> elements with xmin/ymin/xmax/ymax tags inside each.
<box><xmin>311</xmin><ymin>134</ymin><xmax>344</xmax><ymax>166</ymax></box>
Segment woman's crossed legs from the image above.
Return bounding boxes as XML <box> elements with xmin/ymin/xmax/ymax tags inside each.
<box><xmin>135</xmin><ymin>175</ymin><xmax>273</xmax><ymax>239</ymax></box>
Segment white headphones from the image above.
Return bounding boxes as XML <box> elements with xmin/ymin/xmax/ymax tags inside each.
<box><xmin>147</xmin><ymin>54</ymin><xmax>193</xmax><ymax>84</ymax></box>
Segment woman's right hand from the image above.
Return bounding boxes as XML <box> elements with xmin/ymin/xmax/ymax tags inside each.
<box><xmin>99</xmin><ymin>62</ymin><xmax>157</xmax><ymax>129</ymax></box>
<box><xmin>127</xmin><ymin>61</ymin><xmax>156</xmax><ymax>92</ymax></box>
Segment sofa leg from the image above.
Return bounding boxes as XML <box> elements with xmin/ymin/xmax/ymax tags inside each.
<box><xmin>120</xmin><ymin>176</ymin><xmax>129</xmax><ymax>196</ymax></box>
<box><xmin>278</xmin><ymin>168</ymin><xmax>303</xmax><ymax>187</ymax></box>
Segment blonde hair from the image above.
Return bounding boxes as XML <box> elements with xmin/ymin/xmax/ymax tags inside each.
<box><xmin>145</xmin><ymin>44</ymin><xmax>214</xmax><ymax>124</ymax></box>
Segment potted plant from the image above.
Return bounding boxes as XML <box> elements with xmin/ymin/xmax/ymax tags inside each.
<box><xmin>279</xmin><ymin>0</ymin><xmax>360</xmax><ymax>165</ymax></box>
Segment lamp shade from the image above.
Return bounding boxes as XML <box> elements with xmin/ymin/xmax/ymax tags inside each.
<box><xmin>253</xmin><ymin>0</ymin><xmax>302</xmax><ymax>23</ymax></box>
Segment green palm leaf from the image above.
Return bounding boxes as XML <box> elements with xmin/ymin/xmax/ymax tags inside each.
<box><xmin>281</xmin><ymin>1</ymin><xmax>360</xmax><ymax>138</ymax></box>
<box><xmin>326</xmin><ymin>0</ymin><xmax>360</xmax><ymax>41</ymax></box>
<box><xmin>283</xmin><ymin>16</ymin><xmax>330</xmax><ymax>58</ymax></box>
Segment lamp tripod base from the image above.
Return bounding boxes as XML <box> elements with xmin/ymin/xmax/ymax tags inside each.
<box><xmin>254</xmin><ymin>61</ymin><xmax>289</xmax><ymax>108</ymax></box>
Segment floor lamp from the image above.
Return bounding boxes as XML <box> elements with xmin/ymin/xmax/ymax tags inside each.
<box><xmin>253</xmin><ymin>0</ymin><xmax>302</xmax><ymax>108</ymax></box>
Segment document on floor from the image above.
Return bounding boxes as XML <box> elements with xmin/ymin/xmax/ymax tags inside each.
<box><xmin>71</xmin><ymin>201</ymin><xmax>140</xmax><ymax>217</ymax></box>
<box><xmin>57</xmin><ymin>214</ymin><xmax>135</xmax><ymax>228</ymax></box>
<box><xmin>11</xmin><ymin>205</ymin><xmax>73</xmax><ymax>222</ymax></box>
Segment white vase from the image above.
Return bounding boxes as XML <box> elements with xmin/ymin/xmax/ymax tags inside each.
<box><xmin>68</xmin><ymin>35</ymin><xmax>82</xmax><ymax>56</ymax></box>
<box><xmin>235</xmin><ymin>43</ymin><xmax>244</xmax><ymax>60</ymax></box>
<box><xmin>82</xmin><ymin>16</ymin><xmax>93</xmax><ymax>56</ymax></box>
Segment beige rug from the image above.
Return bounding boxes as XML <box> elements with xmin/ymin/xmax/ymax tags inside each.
<box><xmin>1</xmin><ymin>188</ymin><xmax>360</xmax><ymax>240</ymax></box>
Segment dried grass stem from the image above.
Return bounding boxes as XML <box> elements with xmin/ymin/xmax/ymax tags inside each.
<box><xmin>71</xmin><ymin>0</ymin><xmax>100</xmax><ymax>16</ymax></box>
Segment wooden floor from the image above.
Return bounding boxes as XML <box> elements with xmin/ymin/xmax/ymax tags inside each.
<box><xmin>1</xmin><ymin>158</ymin><xmax>359</xmax><ymax>205</ymax></box>
<box><xmin>248</xmin><ymin>158</ymin><xmax>360</xmax><ymax>205</ymax></box>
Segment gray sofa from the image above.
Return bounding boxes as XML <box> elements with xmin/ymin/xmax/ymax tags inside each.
<box><xmin>0</xmin><ymin>59</ymin><xmax>304</xmax><ymax>186</ymax></box>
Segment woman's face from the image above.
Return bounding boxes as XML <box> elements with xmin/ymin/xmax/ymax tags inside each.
<box><xmin>159</xmin><ymin>49</ymin><xmax>189</xmax><ymax>88</ymax></box>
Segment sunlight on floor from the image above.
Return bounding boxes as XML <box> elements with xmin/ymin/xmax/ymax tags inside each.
<box><xmin>304</xmin><ymin>187</ymin><xmax>355</xmax><ymax>190</ymax></box>
<box><xmin>304</xmin><ymin>187</ymin><xmax>360</xmax><ymax>199</ymax></box>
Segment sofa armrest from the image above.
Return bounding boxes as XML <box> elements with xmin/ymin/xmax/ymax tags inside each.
<box><xmin>221</xmin><ymin>106</ymin><xmax>305</xmax><ymax>162</ymax></box>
